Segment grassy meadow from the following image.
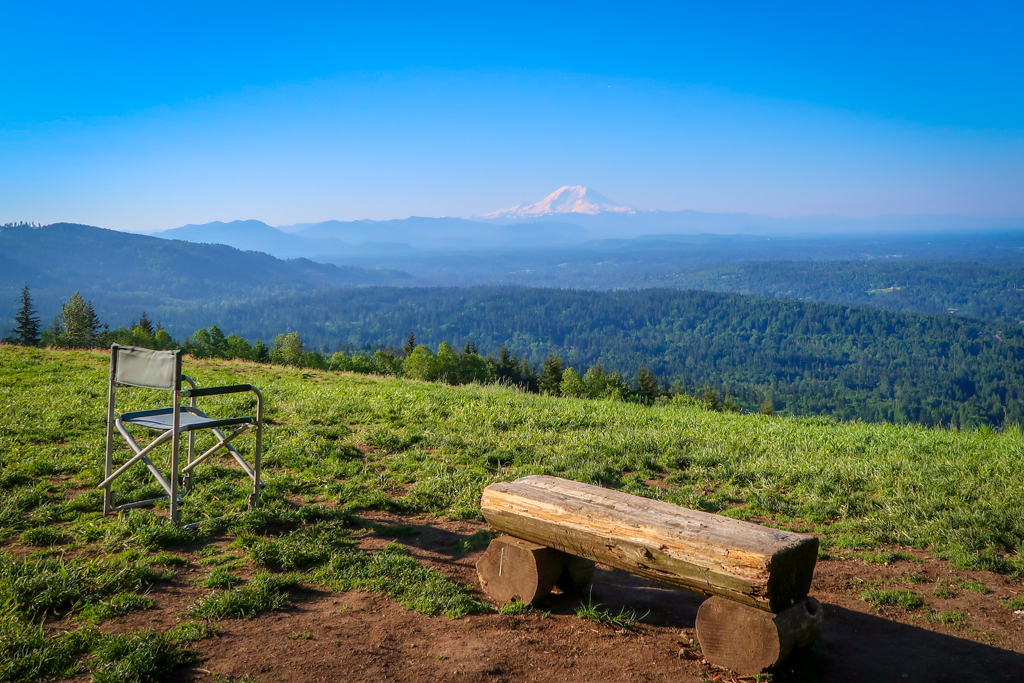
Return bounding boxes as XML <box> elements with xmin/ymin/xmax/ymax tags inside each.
<box><xmin>2</xmin><ymin>346</ymin><xmax>1023</xmax><ymax>681</ymax></box>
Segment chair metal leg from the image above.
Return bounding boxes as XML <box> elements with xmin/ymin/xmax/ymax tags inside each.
<box><xmin>170</xmin><ymin>388</ymin><xmax>181</xmax><ymax>525</ymax></box>
<box><xmin>250</xmin><ymin>397</ymin><xmax>263</xmax><ymax>510</ymax></box>
<box><xmin>104</xmin><ymin>361</ymin><xmax>117</xmax><ymax>515</ymax></box>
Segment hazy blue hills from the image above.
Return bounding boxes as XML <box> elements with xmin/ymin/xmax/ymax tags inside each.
<box><xmin>0</xmin><ymin>223</ymin><xmax>411</xmax><ymax>323</ymax></box>
<box><xmin>157</xmin><ymin>219</ymin><xmax>349</xmax><ymax>258</ymax></box>
<box><xmin>157</xmin><ymin>216</ymin><xmax>594</xmax><ymax>258</ymax></box>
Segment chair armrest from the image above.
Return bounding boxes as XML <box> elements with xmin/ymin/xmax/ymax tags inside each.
<box><xmin>184</xmin><ymin>384</ymin><xmax>259</xmax><ymax>398</ymax></box>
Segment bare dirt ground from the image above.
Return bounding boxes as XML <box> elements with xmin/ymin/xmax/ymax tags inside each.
<box><xmin>90</xmin><ymin>513</ymin><xmax>1024</xmax><ymax>683</ymax></box>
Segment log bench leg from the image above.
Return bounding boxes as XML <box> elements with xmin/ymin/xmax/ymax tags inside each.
<box><xmin>477</xmin><ymin>535</ymin><xmax>569</xmax><ymax>604</ymax></box>
<box><xmin>695</xmin><ymin>596</ymin><xmax>824</xmax><ymax>675</ymax></box>
<box><xmin>557</xmin><ymin>554</ymin><xmax>596</xmax><ymax>594</ymax></box>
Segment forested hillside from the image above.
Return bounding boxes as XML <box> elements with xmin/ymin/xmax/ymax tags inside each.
<box><xmin>164</xmin><ymin>286</ymin><xmax>1024</xmax><ymax>428</ymax></box>
<box><xmin>0</xmin><ymin>223</ymin><xmax>411</xmax><ymax>322</ymax></box>
<box><xmin>657</xmin><ymin>260</ymin><xmax>1024</xmax><ymax>323</ymax></box>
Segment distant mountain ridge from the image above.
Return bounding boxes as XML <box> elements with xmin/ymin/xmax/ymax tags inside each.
<box><xmin>0</xmin><ymin>223</ymin><xmax>411</xmax><ymax>325</ymax></box>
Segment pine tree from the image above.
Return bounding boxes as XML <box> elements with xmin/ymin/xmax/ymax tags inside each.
<box><xmin>137</xmin><ymin>311</ymin><xmax>155</xmax><ymax>335</ymax></box>
<box><xmin>403</xmin><ymin>331</ymin><xmax>416</xmax><ymax>357</ymax></box>
<box><xmin>9</xmin><ymin>283</ymin><xmax>41</xmax><ymax>346</ymax></box>
<box><xmin>59</xmin><ymin>293</ymin><xmax>102</xmax><ymax>348</ymax></box>
<box><xmin>760</xmin><ymin>395</ymin><xmax>775</xmax><ymax>416</ymax></box>
<box><xmin>538</xmin><ymin>352</ymin><xmax>564</xmax><ymax>395</ymax></box>
<box><xmin>253</xmin><ymin>340</ymin><xmax>270</xmax><ymax>363</ymax></box>
<box><xmin>635</xmin><ymin>366</ymin><xmax>660</xmax><ymax>404</ymax></box>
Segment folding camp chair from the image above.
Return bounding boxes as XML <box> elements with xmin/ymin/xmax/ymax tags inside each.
<box><xmin>98</xmin><ymin>344</ymin><xmax>264</xmax><ymax>525</ymax></box>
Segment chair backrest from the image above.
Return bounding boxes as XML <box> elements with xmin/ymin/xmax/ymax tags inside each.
<box><xmin>111</xmin><ymin>345</ymin><xmax>181</xmax><ymax>391</ymax></box>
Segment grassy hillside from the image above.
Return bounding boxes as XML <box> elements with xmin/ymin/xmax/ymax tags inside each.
<box><xmin>1</xmin><ymin>346</ymin><xmax>1023</xmax><ymax>679</ymax></box>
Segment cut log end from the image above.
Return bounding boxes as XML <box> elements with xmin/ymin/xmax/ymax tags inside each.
<box><xmin>476</xmin><ymin>535</ymin><xmax>566</xmax><ymax>604</ymax></box>
<box><xmin>695</xmin><ymin>596</ymin><xmax>824</xmax><ymax>676</ymax></box>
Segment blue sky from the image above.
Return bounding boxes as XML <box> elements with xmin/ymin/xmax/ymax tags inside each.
<box><xmin>2</xmin><ymin>1</ymin><xmax>1022</xmax><ymax>230</ymax></box>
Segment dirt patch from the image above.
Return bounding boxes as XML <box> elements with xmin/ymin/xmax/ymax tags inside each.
<box><xmin>54</xmin><ymin>514</ymin><xmax>1024</xmax><ymax>682</ymax></box>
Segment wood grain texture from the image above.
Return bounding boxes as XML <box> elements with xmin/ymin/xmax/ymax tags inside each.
<box><xmin>695</xmin><ymin>596</ymin><xmax>823</xmax><ymax>674</ymax></box>
<box><xmin>481</xmin><ymin>475</ymin><xmax>818</xmax><ymax>612</ymax></box>
<box><xmin>475</xmin><ymin>535</ymin><xmax>566</xmax><ymax>604</ymax></box>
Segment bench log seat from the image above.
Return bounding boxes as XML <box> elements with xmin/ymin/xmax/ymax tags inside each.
<box><xmin>477</xmin><ymin>475</ymin><xmax>823</xmax><ymax>675</ymax></box>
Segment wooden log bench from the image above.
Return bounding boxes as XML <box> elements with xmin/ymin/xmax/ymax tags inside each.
<box><xmin>477</xmin><ymin>475</ymin><xmax>823</xmax><ymax>675</ymax></box>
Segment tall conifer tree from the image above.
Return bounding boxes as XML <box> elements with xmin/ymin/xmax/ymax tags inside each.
<box><xmin>9</xmin><ymin>283</ymin><xmax>41</xmax><ymax>346</ymax></box>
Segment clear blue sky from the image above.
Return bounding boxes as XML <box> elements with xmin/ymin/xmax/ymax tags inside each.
<box><xmin>2</xmin><ymin>1</ymin><xmax>1022</xmax><ymax>230</ymax></box>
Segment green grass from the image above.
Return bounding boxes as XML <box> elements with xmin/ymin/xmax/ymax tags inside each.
<box><xmin>79</xmin><ymin>593</ymin><xmax>156</xmax><ymax>624</ymax></box>
<box><xmin>315</xmin><ymin>543</ymin><xmax>488</xmax><ymax>618</ymax></box>
<box><xmin>454</xmin><ymin>529</ymin><xmax>497</xmax><ymax>553</ymax></box>
<box><xmin>1001</xmin><ymin>596</ymin><xmax>1024</xmax><ymax>611</ymax></box>
<box><xmin>861</xmin><ymin>550</ymin><xmax>921</xmax><ymax>564</ymax></box>
<box><xmin>196</xmin><ymin>568</ymin><xmax>243</xmax><ymax>590</ymax></box>
<box><xmin>574</xmin><ymin>589</ymin><xmax>648</xmax><ymax>631</ymax></box>
<box><xmin>186</xmin><ymin>572</ymin><xmax>299</xmax><ymax>620</ymax></box>
<box><xmin>861</xmin><ymin>588</ymin><xmax>926</xmax><ymax>611</ymax></box>
<box><xmin>89</xmin><ymin>630</ymin><xmax>195</xmax><ymax>683</ymax></box>
<box><xmin>2</xmin><ymin>347</ymin><xmax>1024</xmax><ymax>675</ymax></box>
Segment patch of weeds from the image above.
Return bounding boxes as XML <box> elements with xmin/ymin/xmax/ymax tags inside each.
<box><xmin>79</xmin><ymin>593</ymin><xmax>155</xmax><ymax>624</ymax></box>
<box><xmin>0</xmin><ymin>552</ymin><xmax>168</xmax><ymax>620</ymax></box>
<box><xmin>861</xmin><ymin>588</ymin><xmax>925</xmax><ymax>611</ymax></box>
<box><xmin>105</xmin><ymin>510</ymin><xmax>195</xmax><ymax>551</ymax></box>
<box><xmin>186</xmin><ymin>572</ymin><xmax>299</xmax><ymax>620</ymax></box>
<box><xmin>932</xmin><ymin>579</ymin><xmax>959</xmax><ymax>599</ymax></box>
<box><xmin>90</xmin><ymin>629</ymin><xmax>195</xmax><ymax>683</ymax></box>
<box><xmin>287</xmin><ymin>632</ymin><xmax>313</xmax><ymax>640</ymax></box>
<box><xmin>191</xmin><ymin>545</ymin><xmax>223</xmax><ymax>558</ymax></box>
<box><xmin>167</xmin><ymin>620</ymin><xmax>222</xmax><ymax>643</ymax></box>
<box><xmin>0</xmin><ymin>607</ymin><xmax>94</xmax><ymax>682</ymax></box>
<box><xmin>197</xmin><ymin>568</ymin><xmax>242</xmax><ymax>590</ymax></box>
<box><xmin>963</xmin><ymin>579</ymin><xmax>990</xmax><ymax>594</ymax></box>
<box><xmin>1000</xmin><ymin>596</ymin><xmax>1024</xmax><ymax>611</ymax></box>
<box><xmin>936</xmin><ymin>610</ymin><xmax>966</xmax><ymax>626</ymax></box>
<box><xmin>861</xmin><ymin>550</ymin><xmax>920</xmax><ymax>564</ymax></box>
<box><xmin>574</xmin><ymin>589</ymin><xmax>648</xmax><ymax>631</ymax></box>
<box><xmin>147</xmin><ymin>552</ymin><xmax>188</xmax><ymax>568</ymax></box>
<box><xmin>19</xmin><ymin>526</ymin><xmax>71</xmax><ymax>547</ymax></box>
<box><xmin>240</xmin><ymin>523</ymin><xmax>355</xmax><ymax>571</ymax></box>
<box><xmin>211</xmin><ymin>674</ymin><xmax>261</xmax><ymax>683</ymax></box>
<box><xmin>197</xmin><ymin>552</ymin><xmax>241</xmax><ymax>566</ymax></box>
<box><xmin>902</xmin><ymin>572</ymin><xmax>927</xmax><ymax>584</ymax></box>
<box><xmin>454</xmin><ymin>529</ymin><xmax>496</xmax><ymax>553</ymax></box>
<box><xmin>497</xmin><ymin>599</ymin><xmax>548</xmax><ymax>617</ymax></box>
<box><xmin>316</xmin><ymin>543</ymin><xmax>488</xmax><ymax>618</ymax></box>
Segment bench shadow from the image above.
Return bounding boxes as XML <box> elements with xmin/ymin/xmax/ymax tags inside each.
<box><xmin>544</xmin><ymin>566</ymin><xmax>1024</xmax><ymax>683</ymax></box>
<box><xmin>361</xmin><ymin>521</ymin><xmax>1024</xmax><ymax>682</ymax></box>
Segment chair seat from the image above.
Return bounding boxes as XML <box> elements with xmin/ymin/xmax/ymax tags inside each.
<box><xmin>121</xmin><ymin>407</ymin><xmax>254</xmax><ymax>432</ymax></box>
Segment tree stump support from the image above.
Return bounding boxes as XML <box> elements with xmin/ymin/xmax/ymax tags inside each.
<box><xmin>696</xmin><ymin>596</ymin><xmax>824</xmax><ymax>675</ymax></box>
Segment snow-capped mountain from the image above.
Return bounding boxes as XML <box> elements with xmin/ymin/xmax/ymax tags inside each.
<box><xmin>481</xmin><ymin>185</ymin><xmax>634</xmax><ymax>219</ymax></box>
